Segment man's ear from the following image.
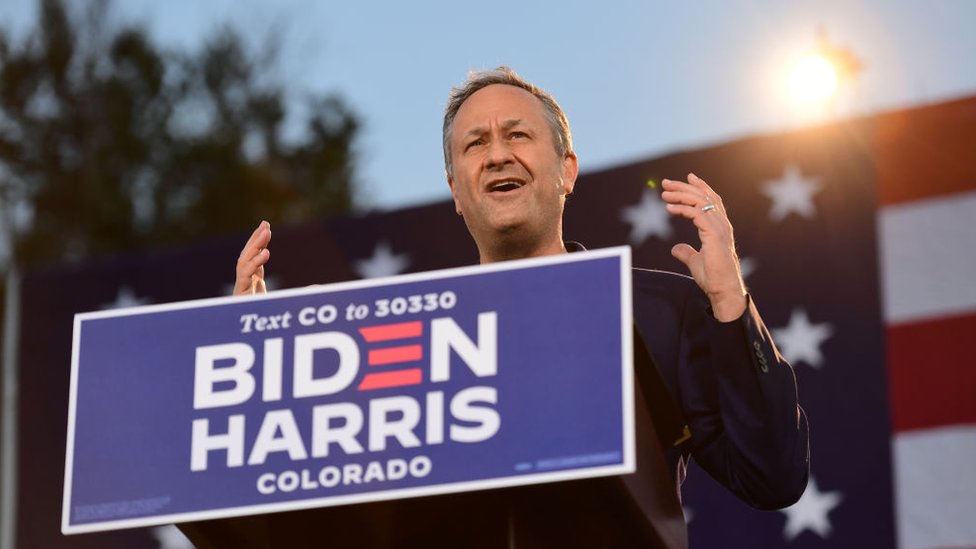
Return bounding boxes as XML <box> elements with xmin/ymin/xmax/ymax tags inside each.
<box><xmin>561</xmin><ymin>151</ymin><xmax>579</xmax><ymax>196</ymax></box>
<box><xmin>447</xmin><ymin>171</ymin><xmax>462</xmax><ymax>215</ymax></box>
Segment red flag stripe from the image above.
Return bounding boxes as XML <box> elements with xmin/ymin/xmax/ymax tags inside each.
<box><xmin>874</xmin><ymin>97</ymin><xmax>976</xmax><ymax>207</ymax></box>
<box><xmin>886</xmin><ymin>312</ymin><xmax>976</xmax><ymax>432</ymax></box>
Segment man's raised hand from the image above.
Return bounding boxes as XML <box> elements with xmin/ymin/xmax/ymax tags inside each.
<box><xmin>660</xmin><ymin>174</ymin><xmax>747</xmax><ymax>322</ymax></box>
<box><xmin>233</xmin><ymin>221</ymin><xmax>271</xmax><ymax>295</ymax></box>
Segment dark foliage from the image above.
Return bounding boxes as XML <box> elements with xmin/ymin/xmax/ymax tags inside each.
<box><xmin>0</xmin><ymin>0</ymin><xmax>361</xmax><ymax>269</ymax></box>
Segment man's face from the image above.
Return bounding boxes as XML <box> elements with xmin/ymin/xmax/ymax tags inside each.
<box><xmin>447</xmin><ymin>84</ymin><xmax>578</xmax><ymax>252</ymax></box>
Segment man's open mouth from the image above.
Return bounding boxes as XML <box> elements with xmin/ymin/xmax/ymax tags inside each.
<box><xmin>488</xmin><ymin>180</ymin><xmax>525</xmax><ymax>193</ymax></box>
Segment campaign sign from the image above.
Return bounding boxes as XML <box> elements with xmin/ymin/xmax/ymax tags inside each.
<box><xmin>63</xmin><ymin>247</ymin><xmax>634</xmax><ymax>533</ymax></box>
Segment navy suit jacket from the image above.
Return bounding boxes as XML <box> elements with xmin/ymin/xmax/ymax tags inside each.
<box><xmin>631</xmin><ymin>267</ymin><xmax>809</xmax><ymax>510</ymax></box>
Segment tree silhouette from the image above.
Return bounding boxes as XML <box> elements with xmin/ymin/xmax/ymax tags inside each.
<box><xmin>0</xmin><ymin>0</ymin><xmax>361</xmax><ymax>269</ymax></box>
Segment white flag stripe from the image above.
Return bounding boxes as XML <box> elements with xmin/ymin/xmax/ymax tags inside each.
<box><xmin>893</xmin><ymin>424</ymin><xmax>976</xmax><ymax>549</ymax></box>
<box><xmin>879</xmin><ymin>190</ymin><xmax>976</xmax><ymax>325</ymax></box>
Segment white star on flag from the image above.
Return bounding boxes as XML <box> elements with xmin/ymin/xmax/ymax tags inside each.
<box><xmin>761</xmin><ymin>164</ymin><xmax>823</xmax><ymax>222</ymax></box>
<box><xmin>738</xmin><ymin>256</ymin><xmax>758</xmax><ymax>280</ymax></box>
<box><xmin>355</xmin><ymin>242</ymin><xmax>410</xmax><ymax>279</ymax></box>
<box><xmin>621</xmin><ymin>188</ymin><xmax>673</xmax><ymax>245</ymax></box>
<box><xmin>99</xmin><ymin>286</ymin><xmax>150</xmax><ymax>310</ymax></box>
<box><xmin>772</xmin><ymin>308</ymin><xmax>834</xmax><ymax>368</ymax></box>
<box><xmin>780</xmin><ymin>476</ymin><xmax>844</xmax><ymax>540</ymax></box>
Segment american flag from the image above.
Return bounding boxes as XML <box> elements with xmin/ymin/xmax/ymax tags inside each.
<box><xmin>10</xmin><ymin>96</ymin><xmax>975</xmax><ymax>548</ymax></box>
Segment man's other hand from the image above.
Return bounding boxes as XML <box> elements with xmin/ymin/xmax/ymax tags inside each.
<box><xmin>661</xmin><ymin>174</ymin><xmax>747</xmax><ymax>322</ymax></box>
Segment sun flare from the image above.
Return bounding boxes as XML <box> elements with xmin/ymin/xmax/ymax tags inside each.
<box><xmin>789</xmin><ymin>54</ymin><xmax>838</xmax><ymax>104</ymax></box>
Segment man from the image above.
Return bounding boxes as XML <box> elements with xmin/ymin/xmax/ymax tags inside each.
<box><xmin>227</xmin><ymin>67</ymin><xmax>809</xmax><ymax>548</ymax></box>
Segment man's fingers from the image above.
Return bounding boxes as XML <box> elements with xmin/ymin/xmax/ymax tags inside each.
<box><xmin>242</xmin><ymin>249</ymin><xmax>270</xmax><ymax>276</ymax></box>
<box><xmin>250</xmin><ymin>274</ymin><xmax>267</xmax><ymax>294</ymax></box>
<box><xmin>234</xmin><ymin>222</ymin><xmax>272</xmax><ymax>296</ymax></box>
<box><xmin>661</xmin><ymin>188</ymin><xmax>703</xmax><ymax>207</ymax></box>
<box><xmin>662</xmin><ymin>179</ymin><xmax>711</xmax><ymax>207</ymax></box>
<box><xmin>687</xmin><ymin>173</ymin><xmax>716</xmax><ymax>196</ymax></box>
<box><xmin>240</xmin><ymin>221</ymin><xmax>271</xmax><ymax>257</ymax></box>
<box><xmin>233</xmin><ymin>251</ymin><xmax>267</xmax><ymax>295</ymax></box>
<box><xmin>664</xmin><ymin>203</ymin><xmax>723</xmax><ymax>228</ymax></box>
<box><xmin>662</xmin><ymin>176</ymin><xmax>730</xmax><ymax>224</ymax></box>
<box><xmin>238</xmin><ymin>223</ymin><xmax>271</xmax><ymax>274</ymax></box>
<box><xmin>670</xmin><ymin>243</ymin><xmax>698</xmax><ymax>268</ymax></box>
<box><xmin>233</xmin><ymin>276</ymin><xmax>252</xmax><ymax>295</ymax></box>
<box><xmin>688</xmin><ymin>173</ymin><xmax>729</xmax><ymax>215</ymax></box>
<box><xmin>237</xmin><ymin>247</ymin><xmax>270</xmax><ymax>273</ymax></box>
<box><xmin>663</xmin><ymin>176</ymin><xmax>726</xmax><ymax>207</ymax></box>
<box><xmin>664</xmin><ymin>202</ymin><xmax>697</xmax><ymax>220</ymax></box>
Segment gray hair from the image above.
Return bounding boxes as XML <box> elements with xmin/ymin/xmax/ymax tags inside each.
<box><xmin>442</xmin><ymin>66</ymin><xmax>573</xmax><ymax>177</ymax></box>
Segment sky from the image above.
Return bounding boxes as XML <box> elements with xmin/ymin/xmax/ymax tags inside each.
<box><xmin>1</xmin><ymin>0</ymin><xmax>975</xmax><ymax>211</ymax></box>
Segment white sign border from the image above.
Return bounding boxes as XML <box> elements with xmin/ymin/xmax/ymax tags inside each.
<box><xmin>63</xmin><ymin>246</ymin><xmax>635</xmax><ymax>534</ymax></box>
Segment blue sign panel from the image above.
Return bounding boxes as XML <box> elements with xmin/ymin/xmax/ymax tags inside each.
<box><xmin>63</xmin><ymin>247</ymin><xmax>634</xmax><ymax>533</ymax></box>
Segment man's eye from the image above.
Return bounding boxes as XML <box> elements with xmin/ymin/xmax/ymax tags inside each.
<box><xmin>510</xmin><ymin>131</ymin><xmax>528</xmax><ymax>139</ymax></box>
<box><xmin>465</xmin><ymin>139</ymin><xmax>485</xmax><ymax>151</ymax></box>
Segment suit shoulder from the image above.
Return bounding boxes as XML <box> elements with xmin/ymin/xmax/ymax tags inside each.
<box><xmin>631</xmin><ymin>267</ymin><xmax>708</xmax><ymax>313</ymax></box>
<box><xmin>632</xmin><ymin>267</ymin><xmax>700</xmax><ymax>293</ymax></box>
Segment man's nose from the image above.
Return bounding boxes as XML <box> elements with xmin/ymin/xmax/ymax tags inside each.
<box><xmin>484</xmin><ymin>139</ymin><xmax>515</xmax><ymax>170</ymax></box>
